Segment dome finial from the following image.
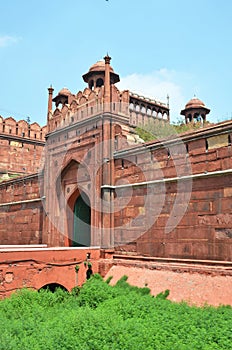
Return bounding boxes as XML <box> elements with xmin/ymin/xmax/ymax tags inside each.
<box><xmin>104</xmin><ymin>54</ymin><xmax>111</xmax><ymax>64</ymax></box>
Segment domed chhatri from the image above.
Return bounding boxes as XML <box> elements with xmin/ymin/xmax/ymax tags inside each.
<box><xmin>82</xmin><ymin>57</ymin><xmax>120</xmax><ymax>90</ymax></box>
<box><xmin>58</xmin><ymin>87</ymin><xmax>71</xmax><ymax>96</ymax></box>
<box><xmin>89</xmin><ymin>60</ymin><xmax>114</xmax><ymax>73</ymax></box>
<box><xmin>185</xmin><ymin>97</ymin><xmax>206</xmax><ymax>109</ymax></box>
<box><xmin>52</xmin><ymin>87</ymin><xmax>72</xmax><ymax>107</ymax></box>
<box><xmin>181</xmin><ymin>96</ymin><xmax>210</xmax><ymax>124</ymax></box>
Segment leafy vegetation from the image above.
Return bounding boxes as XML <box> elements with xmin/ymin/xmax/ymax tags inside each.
<box><xmin>135</xmin><ymin>119</ymin><xmax>212</xmax><ymax>142</ymax></box>
<box><xmin>0</xmin><ymin>274</ymin><xmax>231</xmax><ymax>350</ymax></box>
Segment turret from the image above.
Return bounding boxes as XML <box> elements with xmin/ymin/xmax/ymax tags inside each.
<box><xmin>181</xmin><ymin>97</ymin><xmax>210</xmax><ymax>124</ymax></box>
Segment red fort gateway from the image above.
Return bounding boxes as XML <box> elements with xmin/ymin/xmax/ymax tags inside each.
<box><xmin>0</xmin><ymin>56</ymin><xmax>232</xmax><ymax>305</ymax></box>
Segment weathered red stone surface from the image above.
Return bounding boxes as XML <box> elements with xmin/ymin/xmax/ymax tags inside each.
<box><xmin>104</xmin><ymin>262</ymin><xmax>232</xmax><ymax>307</ymax></box>
<box><xmin>0</xmin><ymin>247</ymin><xmax>100</xmax><ymax>298</ymax></box>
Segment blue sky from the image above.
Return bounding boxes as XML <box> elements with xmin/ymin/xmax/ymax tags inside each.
<box><xmin>0</xmin><ymin>0</ymin><xmax>232</xmax><ymax>125</ymax></box>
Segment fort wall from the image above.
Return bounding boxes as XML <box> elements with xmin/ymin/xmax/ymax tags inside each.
<box><xmin>0</xmin><ymin>175</ymin><xmax>43</xmax><ymax>245</ymax></box>
<box><xmin>113</xmin><ymin>121</ymin><xmax>232</xmax><ymax>260</ymax></box>
<box><xmin>0</xmin><ymin>116</ymin><xmax>46</xmax><ymax>178</ymax></box>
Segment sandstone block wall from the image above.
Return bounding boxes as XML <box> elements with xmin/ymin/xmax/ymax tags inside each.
<box><xmin>114</xmin><ymin>124</ymin><xmax>232</xmax><ymax>260</ymax></box>
<box><xmin>0</xmin><ymin>175</ymin><xmax>43</xmax><ymax>245</ymax></box>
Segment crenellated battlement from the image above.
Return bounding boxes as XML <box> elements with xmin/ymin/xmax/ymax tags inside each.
<box><xmin>48</xmin><ymin>85</ymin><xmax>170</xmax><ymax>133</ymax></box>
<box><xmin>0</xmin><ymin>116</ymin><xmax>47</xmax><ymax>141</ymax></box>
<box><xmin>0</xmin><ymin>116</ymin><xmax>47</xmax><ymax>180</ymax></box>
<box><xmin>47</xmin><ymin>84</ymin><xmax>131</xmax><ymax>132</ymax></box>
<box><xmin>47</xmin><ymin>58</ymin><xmax>170</xmax><ymax>134</ymax></box>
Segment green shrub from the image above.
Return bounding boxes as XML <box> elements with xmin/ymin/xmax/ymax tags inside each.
<box><xmin>0</xmin><ymin>277</ymin><xmax>231</xmax><ymax>350</ymax></box>
<box><xmin>105</xmin><ymin>275</ymin><xmax>113</xmax><ymax>284</ymax></box>
<box><xmin>76</xmin><ymin>273</ymin><xmax>117</xmax><ymax>308</ymax></box>
<box><xmin>155</xmin><ymin>289</ymin><xmax>170</xmax><ymax>299</ymax></box>
<box><xmin>115</xmin><ymin>275</ymin><xmax>151</xmax><ymax>295</ymax></box>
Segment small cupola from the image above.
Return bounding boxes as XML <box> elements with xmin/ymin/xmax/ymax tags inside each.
<box><xmin>82</xmin><ymin>60</ymin><xmax>120</xmax><ymax>90</ymax></box>
<box><xmin>181</xmin><ymin>96</ymin><xmax>210</xmax><ymax>124</ymax></box>
<box><xmin>52</xmin><ymin>87</ymin><xmax>71</xmax><ymax>107</ymax></box>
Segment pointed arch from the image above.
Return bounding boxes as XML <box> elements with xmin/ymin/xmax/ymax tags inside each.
<box><xmin>55</xmin><ymin>158</ymin><xmax>91</xmax><ymax>247</ymax></box>
<box><xmin>72</xmin><ymin>191</ymin><xmax>91</xmax><ymax>247</ymax></box>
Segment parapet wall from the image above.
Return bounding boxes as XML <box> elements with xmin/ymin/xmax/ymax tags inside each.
<box><xmin>0</xmin><ymin>116</ymin><xmax>47</xmax><ymax>140</ymax></box>
<box><xmin>48</xmin><ymin>85</ymin><xmax>130</xmax><ymax>133</ymax></box>
<box><xmin>0</xmin><ymin>116</ymin><xmax>46</xmax><ymax>177</ymax></box>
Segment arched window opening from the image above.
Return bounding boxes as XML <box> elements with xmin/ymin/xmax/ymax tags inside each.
<box><xmin>194</xmin><ymin>113</ymin><xmax>201</xmax><ymax>122</ymax></box>
<box><xmin>96</xmin><ymin>78</ymin><xmax>104</xmax><ymax>87</ymax></box>
<box><xmin>152</xmin><ymin>109</ymin><xmax>157</xmax><ymax>117</ymax></box>
<box><xmin>187</xmin><ymin>114</ymin><xmax>192</xmax><ymax>123</ymax></box>
<box><xmin>205</xmin><ymin>139</ymin><xmax>208</xmax><ymax>152</ymax></box>
<box><xmin>141</xmin><ymin>105</ymin><xmax>146</xmax><ymax>114</ymax></box>
<box><xmin>228</xmin><ymin>134</ymin><xmax>231</xmax><ymax>146</ymax></box>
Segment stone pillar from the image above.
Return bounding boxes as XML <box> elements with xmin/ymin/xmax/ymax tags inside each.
<box><xmin>101</xmin><ymin>55</ymin><xmax>114</xmax><ymax>248</ymax></box>
<box><xmin>104</xmin><ymin>54</ymin><xmax>111</xmax><ymax>112</ymax></box>
<box><xmin>101</xmin><ymin>116</ymin><xmax>115</xmax><ymax>249</ymax></box>
<box><xmin>47</xmin><ymin>86</ymin><xmax>54</xmax><ymax>132</ymax></box>
<box><xmin>47</xmin><ymin>86</ymin><xmax>54</xmax><ymax>114</ymax></box>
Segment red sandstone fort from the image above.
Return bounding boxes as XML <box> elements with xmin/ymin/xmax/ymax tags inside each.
<box><xmin>0</xmin><ymin>56</ymin><xmax>232</xmax><ymax>306</ymax></box>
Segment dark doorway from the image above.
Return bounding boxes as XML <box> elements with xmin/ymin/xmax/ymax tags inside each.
<box><xmin>39</xmin><ymin>283</ymin><xmax>68</xmax><ymax>293</ymax></box>
<box><xmin>72</xmin><ymin>192</ymin><xmax>91</xmax><ymax>247</ymax></box>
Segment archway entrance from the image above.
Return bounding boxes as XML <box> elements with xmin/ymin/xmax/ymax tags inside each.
<box><xmin>39</xmin><ymin>283</ymin><xmax>68</xmax><ymax>293</ymax></box>
<box><xmin>72</xmin><ymin>192</ymin><xmax>91</xmax><ymax>247</ymax></box>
